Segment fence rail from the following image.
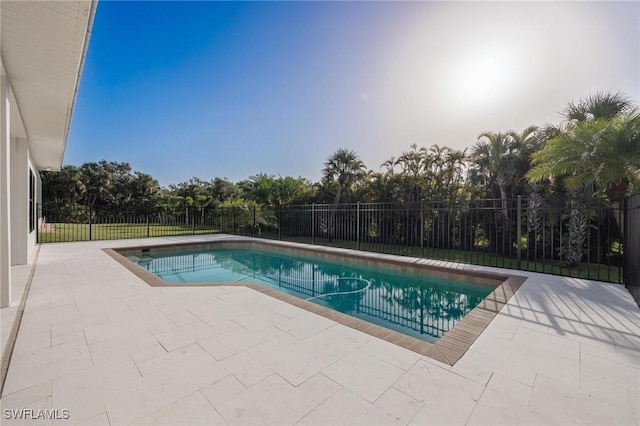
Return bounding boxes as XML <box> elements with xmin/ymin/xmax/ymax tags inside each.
<box><xmin>39</xmin><ymin>195</ymin><xmax>636</xmax><ymax>294</ymax></box>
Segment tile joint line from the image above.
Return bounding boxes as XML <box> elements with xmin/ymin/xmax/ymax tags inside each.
<box><xmin>0</xmin><ymin>244</ymin><xmax>41</xmax><ymax>396</ymax></box>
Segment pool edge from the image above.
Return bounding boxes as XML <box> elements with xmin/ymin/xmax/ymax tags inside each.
<box><xmin>102</xmin><ymin>239</ymin><xmax>527</xmax><ymax>366</ymax></box>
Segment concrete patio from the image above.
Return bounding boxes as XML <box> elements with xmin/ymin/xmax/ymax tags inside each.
<box><xmin>1</xmin><ymin>235</ymin><xmax>638</xmax><ymax>425</ymax></box>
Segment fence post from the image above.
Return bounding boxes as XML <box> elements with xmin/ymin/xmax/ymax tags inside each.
<box><xmin>146</xmin><ymin>205</ymin><xmax>150</xmax><ymax>238</ymax></box>
<box><xmin>622</xmin><ymin>196</ymin><xmax>628</xmax><ymax>286</ymax></box>
<box><xmin>517</xmin><ymin>195</ymin><xmax>522</xmax><ymax>269</ymax></box>
<box><xmin>421</xmin><ymin>201</ymin><xmax>424</xmax><ymax>258</ymax></box>
<box><xmin>192</xmin><ymin>207</ymin><xmax>196</xmax><ymax>235</ymax></box>
<box><xmin>312</xmin><ymin>203</ymin><xmax>315</xmax><ymax>245</ymax></box>
<box><xmin>232</xmin><ymin>207</ymin><xmax>236</xmax><ymax>235</ymax></box>
<box><xmin>278</xmin><ymin>205</ymin><xmax>282</xmax><ymax>240</ymax></box>
<box><xmin>89</xmin><ymin>204</ymin><xmax>92</xmax><ymax>241</ymax></box>
<box><xmin>36</xmin><ymin>204</ymin><xmax>40</xmax><ymax>244</ymax></box>
<box><xmin>357</xmin><ymin>202</ymin><xmax>361</xmax><ymax>250</ymax></box>
<box><xmin>252</xmin><ymin>205</ymin><xmax>256</xmax><ymax>238</ymax></box>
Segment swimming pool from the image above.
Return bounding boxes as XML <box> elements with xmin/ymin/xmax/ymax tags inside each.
<box><xmin>127</xmin><ymin>245</ymin><xmax>494</xmax><ymax>343</ymax></box>
<box><xmin>108</xmin><ymin>239</ymin><xmax>525</xmax><ymax>364</ymax></box>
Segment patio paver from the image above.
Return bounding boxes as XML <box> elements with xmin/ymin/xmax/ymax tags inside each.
<box><xmin>1</xmin><ymin>234</ymin><xmax>639</xmax><ymax>425</ymax></box>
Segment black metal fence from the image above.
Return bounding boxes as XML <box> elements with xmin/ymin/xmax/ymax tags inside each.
<box><xmin>624</xmin><ymin>193</ymin><xmax>640</xmax><ymax>304</ymax></box>
<box><xmin>39</xmin><ymin>195</ymin><xmax>635</xmax><ymax>288</ymax></box>
<box><xmin>271</xmin><ymin>198</ymin><xmax>625</xmax><ymax>284</ymax></box>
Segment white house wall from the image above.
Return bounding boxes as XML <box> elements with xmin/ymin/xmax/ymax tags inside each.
<box><xmin>9</xmin><ymin>137</ymin><xmax>40</xmax><ymax>266</ymax></box>
<box><xmin>10</xmin><ymin>136</ymin><xmax>27</xmax><ymax>265</ymax></box>
<box><xmin>1</xmin><ymin>59</ymin><xmax>12</xmax><ymax>308</ymax></box>
<box><xmin>0</xmin><ymin>57</ymin><xmax>41</xmax><ymax>310</ymax></box>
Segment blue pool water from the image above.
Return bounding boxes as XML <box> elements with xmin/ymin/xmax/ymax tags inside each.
<box><xmin>129</xmin><ymin>247</ymin><xmax>493</xmax><ymax>342</ymax></box>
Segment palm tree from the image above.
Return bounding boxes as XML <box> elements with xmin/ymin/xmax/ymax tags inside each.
<box><xmin>381</xmin><ymin>156</ymin><xmax>398</xmax><ymax>177</ymax></box>
<box><xmin>528</xmin><ymin>108</ymin><xmax>640</xmax><ymax>201</ymax></box>
<box><xmin>322</xmin><ymin>149</ymin><xmax>367</xmax><ymax>240</ymax></box>
<box><xmin>429</xmin><ymin>144</ymin><xmax>448</xmax><ymax>180</ymax></box>
<box><xmin>442</xmin><ymin>147</ymin><xmax>468</xmax><ymax>202</ymax></box>
<box><xmin>565</xmin><ymin>188</ymin><xmax>590</xmax><ymax>268</ymax></box>
<box><xmin>165</xmin><ymin>195</ymin><xmax>190</xmax><ymax>225</ymax></box>
<box><xmin>471</xmin><ymin>130</ymin><xmax>541</xmax><ymax>256</ymax></box>
<box><xmin>564</xmin><ymin>91</ymin><xmax>632</xmax><ymax>122</ymax></box>
<box><xmin>362</xmin><ymin>171</ymin><xmax>394</xmax><ymax>203</ymax></box>
<box><xmin>471</xmin><ymin>132</ymin><xmax>516</xmax><ymax>222</ymax></box>
<box><xmin>194</xmin><ymin>195</ymin><xmax>213</xmax><ymax>226</ymax></box>
<box><xmin>397</xmin><ymin>144</ymin><xmax>428</xmax><ymax>202</ymax></box>
<box><xmin>526</xmin><ymin>183</ymin><xmax>544</xmax><ymax>259</ymax></box>
<box><xmin>527</xmin><ymin>92</ymin><xmax>638</xmax><ymax>267</ymax></box>
<box><xmin>322</xmin><ymin>149</ymin><xmax>367</xmax><ymax>205</ymax></box>
<box><xmin>508</xmin><ymin>126</ymin><xmax>540</xmax><ymax>187</ymax></box>
<box><xmin>183</xmin><ymin>196</ymin><xmax>194</xmax><ymax>226</ymax></box>
<box><xmin>272</xmin><ymin>176</ymin><xmax>308</xmax><ymax>206</ymax></box>
<box><xmin>245</xmin><ymin>173</ymin><xmax>275</xmax><ymax>205</ymax></box>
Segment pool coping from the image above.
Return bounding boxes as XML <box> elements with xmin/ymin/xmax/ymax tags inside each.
<box><xmin>103</xmin><ymin>238</ymin><xmax>527</xmax><ymax>366</ymax></box>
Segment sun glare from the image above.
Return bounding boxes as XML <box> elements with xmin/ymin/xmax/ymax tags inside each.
<box><xmin>451</xmin><ymin>48</ymin><xmax>517</xmax><ymax>107</ymax></box>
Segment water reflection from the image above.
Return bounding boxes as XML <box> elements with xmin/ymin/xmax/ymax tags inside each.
<box><xmin>134</xmin><ymin>248</ymin><xmax>492</xmax><ymax>342</ymax></box>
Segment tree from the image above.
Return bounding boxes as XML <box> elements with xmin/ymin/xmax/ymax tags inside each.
<box><xmin>165</xmin><ymin>196</ymin><xmax>195</xmax><ymax>225</ymax></box>
<box><xmin>41</xmin><ymin>165</ymin><xmax>86</xmax><ymax>205</ymax></box>
<box><xmin>211</xmin><ymin>178</ymin><xmax>241</xmax><ymax>205</ymax></box>
<box><xmin>528</xmin><ymin>106</ymin><xmax>640</xmax><ymax>201</ymax></box>
<box><xmin>381</xmin><ymin>156</ymin><xmax>398</xmax><ymax>177</ymax></box>
<box><xmin>129</xmin><ymin>172</ymin><xmax>161</xmax><ymax>207</ymax></box>
<box><xmin>241</xmin><ymin>173</ymin><xmax>275</xmax><ymax>205</ymax></box>
<box><xmin>526</xmin><ymin>92</ymin><xmax>638</xmax><ymax>267</ymax></box>
<box><xmin>322</xmin><ymin>149</ymin><xmax>367</xmax><ymax>240</ymax></box>
<box><xmin>471</xmin><ymin>132</ymin><xmax>517</xmax><ymax>221</ymax></box>
<box><xmin>435</xmin><ymin>146</ymin><xmax>468</xmax><ymax>202</ymax></box>
<box><xmin>193</xmin><ymin>195</ymin><xmax>213</xmax><ymax>225</ymax></box>
<box><xmin>168</xmin><ymin>177</ymin><xmax>209</xmax><ymax>200</ymax></box>
<box><xmin>220</xmin><ymin>199</ymin><xmax>277</xmax><ymax>236</ymax></box>
<box><xmin>507</xmin><ymin>126</ymin><xmax>540</xmax><ymax>192</ymax></box>
<box><xmin>469</xmin><ymin>128</ymin><xmax>540</xmax><ymax>256</ymax></box>
<box><xmin>104</xmin><ymin>161</ymin><xmax>134</xmax><ymax>208</ymax></box>
<box><xmin>272</xmin><ymin>176</ymin><xmax>309</xmax><ymax>206</ymax></box>
<box><xmin>80</xmin><ymin>162</ymin><xmax>113</xmax><ymax>208</ymax></box>
<box><xmin>564</xmin><ymin>91</ymin><xmax>632</xmax><ymax>122</ymax></box>
<box><xmin>397</xmin><ymin>144</ymin><xmax>428</xmax><ymax>202</ymax></box>
<box><xmin>73</xmin><ymin>160</ymin><xmax>154</xmax><ymax>210</ymax></box>
<box><xmin>322</xmin><ymin>149</ymin><xmax>367</xmax><ymax>206</ymax></box>
<box><xmin>364</xmin><ymin>170</ymin><xmax>399</xmax><ymax>203</ymax></box>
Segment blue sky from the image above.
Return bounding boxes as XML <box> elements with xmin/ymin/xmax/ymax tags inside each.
<box><xmin>66</xmin><ymin>1</ymin><xmax>640</xmax><ymax>186</ymax></box>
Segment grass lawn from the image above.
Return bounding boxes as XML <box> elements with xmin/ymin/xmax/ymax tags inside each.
<box><xmin>39</xmin><ymin>223</ymin><xmax>219</xmax><ymax>243</ymax></box>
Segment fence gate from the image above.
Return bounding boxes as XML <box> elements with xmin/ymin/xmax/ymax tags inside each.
<box><xmin>624</xmin><ymin>193</ymin><xmax>640</xmax><ymax>305</ymax></box>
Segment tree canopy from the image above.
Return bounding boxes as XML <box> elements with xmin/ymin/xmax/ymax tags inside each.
<box><xmin>528</xmin><ymin>93</ymin><xmax>639</xmax><ymax>201</ymax></box>
<box><xmin>43</xmin><ymin>91</ymin><xmax>639</xmax><ymax>210</ymax></box>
